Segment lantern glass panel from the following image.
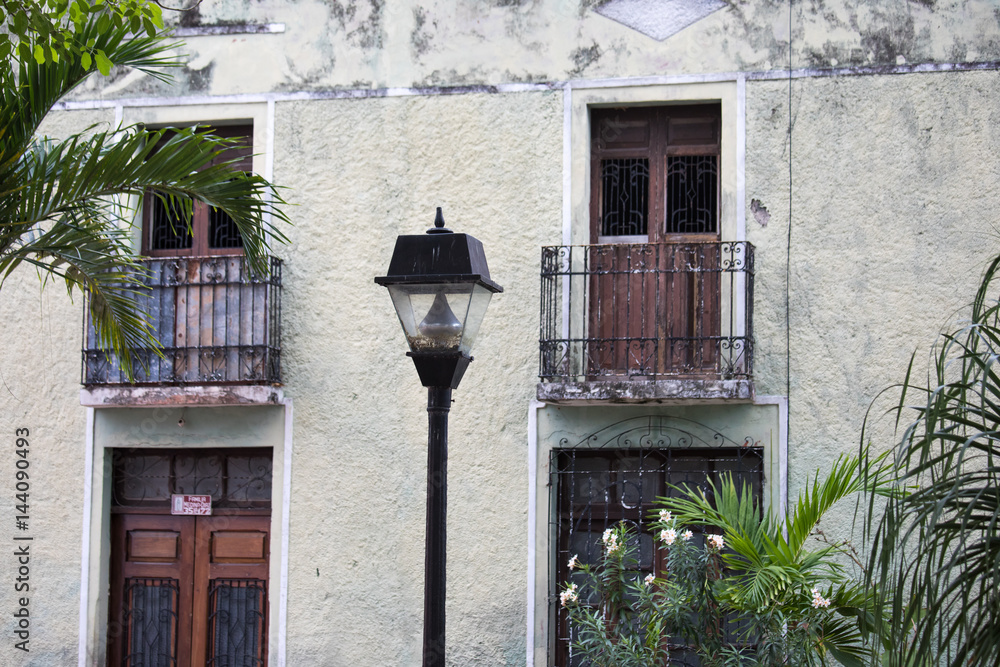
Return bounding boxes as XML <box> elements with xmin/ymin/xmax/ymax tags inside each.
<box><xmin>387</xmin><ymin>283</ymin><xmax>493</xmax><ymax>355</ymax></box>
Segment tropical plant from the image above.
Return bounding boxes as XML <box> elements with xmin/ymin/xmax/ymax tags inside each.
<box><xmin>864</xmin><ymin>253</ymin><xmax>1000</xmax><ymax>667</ymax></box>
<box><xmin>0</xmin><ymin>13</ymin><xmax>289</xmax><ymax>378</ymax></box>
<box><xmin>561</xmin><ymin>454</ymin><xmax>893</xmax><ymax>667</ymax></box>
<box><xmin>659</xmin><ymin>453</ymin><xmax>894</xmax><ymax>667</ymax></box>
<box><xmin>0</xmin><ymin>0</ymin><xmax>167</xmax><ymax>69</ymax></box>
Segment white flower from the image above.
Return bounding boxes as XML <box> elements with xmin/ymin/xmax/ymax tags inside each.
<box><xmin>567</xmin><ymin>555</ymin><xmax>579</xmax><ymax>571</ymax></box>
<box><xmin>644</xmin><ymin>573</ymin><xmax>656</xmax><ymax>586</ymax></box>
<box><xmin>659</xmin><ymin>528</ymin><xmax>677</xmax><ymax>546</ymax></box>
<box><xmin>602</xmin><ymin>528</ymin><xmax>621</xmax><ymax>554</ymax></box>
<box><xmin>560</xmin><ymin>583</ymin><xmax>579</xmax><ymax>607</ymax></box>
<box><xmin>706</xmin><ymin>534</ymin><xmax>724</xmax><ymax>550</ymax></box>
<box><xmin>659</xmin><ymin>510</ymin><xmax>672</xmax><ymax>523</ymax></box>
<box><xmin>810</xmin><ymin>587</ymin><xmax>831</xmax><ymax>609</ymax></box>
<box><xmin>682</xmin><ymin>530</ymin><xmax>693</xmax><ymax>541</ymax></box>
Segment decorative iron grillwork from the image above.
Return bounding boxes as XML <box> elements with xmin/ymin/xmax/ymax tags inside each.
<box><xmin>665</xmin><ymin>155</ymin><xmax>718</xmax><ymax>234</ymax></box>
<box><xmin>82</xmin><ymin>256</ymin><xmax>282</xmax><ymax>385</ymax></box>
<box><xmin>209</xmin><ymin>208</ymin><xmax>245</xmax><ymax>250</ymax></box>
<box><xmin>539</xmin><ymin>242</ymin><xmax>754</xmax><ymax>382</ymax></box>
<box><xmin>123</xmin><ymin>578</ymin><xmax>179</xmax><ymax>667</ymax></box>
<box><xmin>600</xmin><ymin>158</ymin><xmax>650</xmax><ymax>236</ymax></box>
<box><xmin>207</xmin><ymin>579</ymin><xmax>267</xmax><ymax>667</ymax></box>
<box><xmin>551</xmin><ymin>417</ymin><xmax>764</xmax><ymax>666</ymax></box>
<box><xmin>149</xmin><ymin>198</ymin><xmax>193</xmax><ymax>251</ymax></box>
<box><xmin>112</xmin><ymin>449</ymin><xmax>272</xmax><ymax>510</ymax></box>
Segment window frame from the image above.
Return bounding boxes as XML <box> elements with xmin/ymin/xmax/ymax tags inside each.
<box><xmin>568</xmin><ymin>83</ymin><xmax>740</xmax><ymax>248</ymax></box>
<box><xmin>589</xmin><ymin>103</ymin><xmax>722</xmax><ymax>245</ymax></box>
<box><xmin>140</xmin><ymin>123</ymin><xmax>254</xmax><ymax>258</ymax></box>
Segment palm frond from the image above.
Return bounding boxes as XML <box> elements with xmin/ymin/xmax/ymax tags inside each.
<box><xmin>0</xmin><ymin>17</ymin><xmax>288</xmax><ymax>380</ymax></box>
<box><xmin>866</xmin><ymin>252</ymin><xmax>1000</xmax><ymax>667</ymax></box>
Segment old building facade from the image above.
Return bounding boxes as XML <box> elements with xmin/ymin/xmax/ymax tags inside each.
<box><xmin>3</xmin><ymin>1</ymin><xmax>1000</xmax><ymax>665</ymax></box>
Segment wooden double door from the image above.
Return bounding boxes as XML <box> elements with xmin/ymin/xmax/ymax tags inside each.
<box><xmin>108</xmin><ymin>513</ymin><xmax>270</xmax><ymax>667</ymax></box>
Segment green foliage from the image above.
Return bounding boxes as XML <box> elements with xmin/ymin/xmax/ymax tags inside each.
<box><xmin>1</xmin><ymin>0</ymin><xmax>167</xmax><ymax>72</ymax></box>
<box><xmin>0</xmin><ymin>12</ymin><xmax>289</xmax><ymax>379</ymax></box>
<box><xmin>865</xmin><ymin>253</ymin><xmax>1000</xmax><ymax>667</ymax></box>
<box><xmin>563</xmin><ymin>456</ymin><xmax>892</xmax><ymax>666</ymax></box>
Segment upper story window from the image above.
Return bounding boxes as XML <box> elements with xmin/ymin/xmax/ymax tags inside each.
<box><xmin>142</xmin><ymin>124</ymin><xmax>252</xmax><ymax>257</ymax></box>
<box><xmin>538</xmin><ymin>98</ymin><xmax>754</xmax><ymax>400</ymax></box>
<box><xmin>591</xmin><ymin>104</ymin><xmax>720</xmax><ymax>242</ymax></box>
<box><xmin>82</xmin><ymin>122</ymin><xmax>283</xmax><ymax>388</ymax></box>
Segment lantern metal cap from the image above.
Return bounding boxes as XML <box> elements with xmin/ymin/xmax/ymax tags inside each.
<box><xmin>374</xmin><ymin>208</ymin><xmax>503</xmax><ymax>293</ymax></box>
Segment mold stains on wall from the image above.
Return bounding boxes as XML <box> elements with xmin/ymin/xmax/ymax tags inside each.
<box><xmin>179</xmin><ymin>0</ymin><xmax>201</xmax><ymax>28</ymax></box>
<box><xmin>327</xmin><ymin>0</ymin><xmax>385</xmax><ymax>50</ymax></box>
<box><xmin>412</xmin><ymin>7</ymin><xmax>433</xmax><ymax>58</ymax></box>
<box><xmin>186</xmin><ymin>61</ymin><xmax>215</xmax><ymax>92</ymax></box>
<box><xmin>569</xmin><ymin>41</ymin><xmax>602</xmax><ymax>76</ymax></box>
<box><xmin>860</xmin><ymin>14</ymin><xmax>918</xmax><ymax>64</ymax></box>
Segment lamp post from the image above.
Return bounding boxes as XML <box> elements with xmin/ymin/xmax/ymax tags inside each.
<box><xmin>375</xmin><ymin>208</ymin><xmax>502</xmax><ymax>667</ymax></box>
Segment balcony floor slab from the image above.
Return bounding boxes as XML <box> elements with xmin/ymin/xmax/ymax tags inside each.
<box><xmin>537</xmin><ymin>378</ymin><xmax>753</xmax><ymax>404</ymax></box>
<box><xmin>81</xmin><ymin>385</ymin><xmax>285</xmax><ymax>407</ymax></box>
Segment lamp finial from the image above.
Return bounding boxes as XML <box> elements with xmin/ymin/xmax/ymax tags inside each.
<box><xmin>427</xmin><ymin>207</ymin><xmax>452</xmax><ymax>234</ymax></box>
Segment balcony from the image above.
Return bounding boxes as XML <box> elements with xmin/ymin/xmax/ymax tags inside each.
<box><xmin>538</xmin><ymin>242</ymin><xmax>754</xmax><ymax>402</ymax></box>
<box><xmin>82</xmin><ymin>256</ymin><xmax>282</xmax><ymax>402</ymax></box>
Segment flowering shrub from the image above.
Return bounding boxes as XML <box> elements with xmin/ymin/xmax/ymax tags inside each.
<box><xmin>560</xmin><ymin>455</ymin><xmax>890</xmax><ymax>666</ymax></box>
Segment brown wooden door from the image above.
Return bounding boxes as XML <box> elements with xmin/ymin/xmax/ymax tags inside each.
<box><xmin>588</xmin><ymin>105</ymin><xmax>722</xmax><ymax>377</ymax></box>
<box><xmin>109</xmin><ymin>513</ymin><xmax>270</xmax><ymax>667</ymax></box>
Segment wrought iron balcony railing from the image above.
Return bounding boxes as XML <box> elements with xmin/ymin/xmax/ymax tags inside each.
<box><xmin>83</xmin><ymin>256</ymin><xmax>282</xmax><ymax>386</ymax></box>
<box><xmin>539</xmin><ymin>242</ymin><xmax>754</xmax><ymax>387</ymax></box>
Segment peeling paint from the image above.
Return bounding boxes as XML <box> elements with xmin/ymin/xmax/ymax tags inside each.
<box><xmin>750</xmin><ymin>198</ymin><xmax>771</xmax><ymax>227</ymax></box>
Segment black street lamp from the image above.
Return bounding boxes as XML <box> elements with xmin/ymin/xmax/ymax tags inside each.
<box><xmin>375</xmin><ymin>208</ymin><xmax>502</xmax><ymax>667</ymax></box>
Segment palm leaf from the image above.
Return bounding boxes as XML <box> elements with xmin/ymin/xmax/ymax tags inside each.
<box><xmin>0</xmin><ymin>17</ymin><xmax>289</xmax><ymax>380</ymax></box>
<box><xmin>866</xmin><ymin>253</ymin><xmax>1000</xmax><ymax>667</ymax></box>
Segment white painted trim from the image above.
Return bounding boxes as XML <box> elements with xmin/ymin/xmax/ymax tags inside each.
<box><xmin>277</xmin><ymin>398</ymin><xmax>293</xmax><ymax>666</ymax></box>
<box><xmin>569</xmin><ymin>72</ymin><xmax>741</xmax><ymax>89</ymax></box>
<box><xmin>562</xmin><ymin>84</ymin><xmax>573</xmax><ymax>247</ymax></box>
<box><xmin>173</xmin><ymin>23</ymin><xmax>285</xmax><ymax>37</ymax></box>
<box><xmin>265</xmin><ymin>99</ymin><xmax>276</xmax><ymax>183</ymax></box>
<box><xmin>736</xmin><ymin>73</ymin><xmax>746</xmax><ymax>244</ymax></box>
<box><xmin>265</xmin><ymin>97</ymin><xmax>277</xmax><ymax>245</ymax></box>
<box><xmin>77</xmin><ymin>408</ymin><xmax>95</xmax><ymax>667</ymax></box>
<box><xmin>49</xmin><ymin>60</ymin><xmax>1000</xmax><ymax>115</ymax></box>
<box><xmin>51</xmin><ymin>83</ymin><xmax>562</xmax><ymax>112</ymax></box>
<box><xmin>526</xmin><ymin>400</ymin><xmax>542</xmax><ymax>667</ymax></box>
<box><xmin>754</xmin><ymin>395</ymin><xmax>789</xmax><ymax>519</ymax></box>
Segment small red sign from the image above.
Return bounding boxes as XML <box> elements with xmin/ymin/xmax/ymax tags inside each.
<box><xmin>171</xmin><ymin>494</ymin><xmax>212</xmax><ymax>516</ymax></box>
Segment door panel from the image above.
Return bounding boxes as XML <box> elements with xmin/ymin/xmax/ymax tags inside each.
<box><xmin>110</xmin><ymin>514</ymin><xmax>269</xmax><ymax>667</ymax></box>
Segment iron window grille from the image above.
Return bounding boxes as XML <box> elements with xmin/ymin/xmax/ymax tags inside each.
<box><xmin>207</xmin><ymin>579</ymin><xmax>267</xmax><ymax>667</ymax></box>
<box><xmin>111</xmin><ymin>448</ymin><xmax>273</xmax><ymax>511</ymax></box>
<box><xmin>552</xmin><ymin>445</ymin><xmax>765</xmax><ymax>667</ymax></box>
<box><xmin>122</xmin><ymin>577</ymin><xmax>179</xmax><ymax>667</ymax></box>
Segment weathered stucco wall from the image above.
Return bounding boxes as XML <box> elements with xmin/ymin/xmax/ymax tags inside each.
<box><xmin>8</xmin><ymin>3</ymin><xmax>1000</xmax><ymax>665</ymax></box>
<box><xmin>746</xmin><ymin>69</ymin><xmax>1000</xmax><ymax>531</ymax></box>
<box><xmin>69</xmin><ymin>0</ymin><xmax>1000</xmax><ymax>100</ymax></box>
<box><xmin>0</xmin><ymin>109</ymin><xmax>115</xmax><ymax>664</ymax></box>
<box><xmin>273</xmin><ymin>90</ymin><xmax>562</xmax><ymax>665</ymax></box>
